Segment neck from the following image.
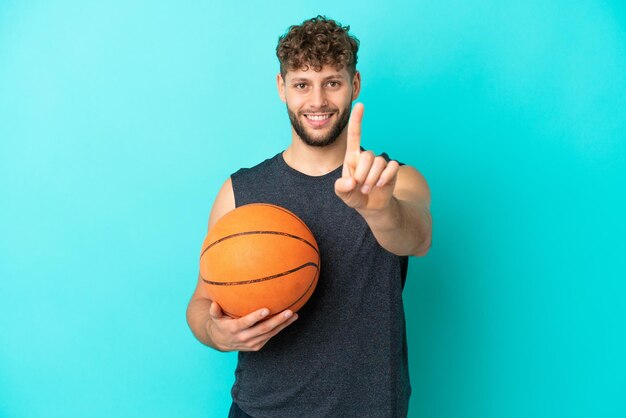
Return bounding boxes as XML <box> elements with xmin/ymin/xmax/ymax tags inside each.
<box><xmin>283</xmin><ymin>129</ymin><xmax>347</xmax><ymax>176</ymax></box>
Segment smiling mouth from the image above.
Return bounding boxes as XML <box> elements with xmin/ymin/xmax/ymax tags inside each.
<box><xmin>304</xmin><ymin>113</ymin><xmax>333</xmax><ymax>121</ymax></box>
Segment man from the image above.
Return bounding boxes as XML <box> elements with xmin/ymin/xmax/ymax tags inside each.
<box><xmin>187</xmin><ymin>16</ymin><xmax>432</xmax><ymax>418</ymax></box>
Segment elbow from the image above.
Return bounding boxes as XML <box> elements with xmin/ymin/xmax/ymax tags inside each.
<box><xmin>413</xmin><ymin>226</ymin><xmax>432</xmax><ymax>257</ymax></box>
<box><xmin>412</xmin><ymin>206</ymin><xmax>432</xmax><ymax>257</ymax></box>
<box><xmin>413</xmin><ymin>238</ymin><xmax>431</xmax><ymax>257</ymax></box>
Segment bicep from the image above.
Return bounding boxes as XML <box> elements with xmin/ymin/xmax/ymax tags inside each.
<box><xmin>208</xmin><ymin>177</ymin><xmax>236</xmax><ymax>230</ymax></box>
<box><xmin>191</xmin><ymin>177</ymin><xmax>236</xmax><ymax>302</ymax></box>
<box><xmin>395</xmin><ymin>165</ymin><xmax>432</xmax><ymax>257</ymax></box>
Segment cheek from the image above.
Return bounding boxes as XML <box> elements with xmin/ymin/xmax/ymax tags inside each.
<box><xmin>286</xmin><ymin>96</ymin><xmax>306</xmax><ymax>111</ymax></box>
<box><xmin>335</xmin><ymin>89</ymin><xmax>353</xmax><ymax>106</ymax></box>
<box><xmin>340</xmin><ymin>93</ymin><xmax>353</xmax><ymax>109</ymax></box>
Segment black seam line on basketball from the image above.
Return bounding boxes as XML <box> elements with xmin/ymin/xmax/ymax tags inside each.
<box><xmin>201</xmin><ymin>262</ymin><xmax>319</xmax><ymax>286</ymax></box>
<box><xmin>215</xmin><ymin>261</ymin><xmax>319</xmax><ymax>318</ymax></box>
<box><xmin>284</xmin><ymin>267</ymin><xmax>319</xmax><ymax>311</ymax></box>
<box><xmin>254</xmin><ymin>204</ymin><xmax>316</xmax><ymax>237</ymax></box>
<box><xmin>200</xmin><ymin>231</ymin><xmax>319</xmax><ymax>258</ymax></box>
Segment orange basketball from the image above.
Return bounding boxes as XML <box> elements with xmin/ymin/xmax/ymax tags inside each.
<box><xmin>199</xmin><ymin>203</ymin><xmax>320</xmax><ymax>318</ymax></box>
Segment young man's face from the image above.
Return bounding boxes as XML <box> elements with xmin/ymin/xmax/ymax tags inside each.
<box><xmin>277</xmin><ymin>65</ymin><xmax>361</xmax><ymax>147</ymax></box>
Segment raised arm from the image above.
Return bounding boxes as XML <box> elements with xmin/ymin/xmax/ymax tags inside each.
<box><xmin>334</xmin><ymin>103</ymin><xmax>432</xmax><ymax>256</ymax></box>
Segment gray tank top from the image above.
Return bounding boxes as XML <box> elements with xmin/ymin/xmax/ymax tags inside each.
<box><xmin>230</xmin><ymin>152</ymin><xmax>410</xmax><ymax>418</ymax></box>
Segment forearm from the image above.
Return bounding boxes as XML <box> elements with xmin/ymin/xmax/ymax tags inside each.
<box><xmin>186</xmin><ymin>297</ymin><xmax>221</xmax><ymax>350</ymax></box>
<box><xmin>358</xmin><ymin>197</ymin><xmax>432</xmax><ymax>256</ymax></box>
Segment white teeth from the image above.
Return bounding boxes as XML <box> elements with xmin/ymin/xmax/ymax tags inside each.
<box><xmin>306</xmin><ymin>114</ymin><xmax>331</xmax><ymax>121</ymax></box>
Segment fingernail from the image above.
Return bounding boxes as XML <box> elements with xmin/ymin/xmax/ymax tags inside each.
<box><xmin>261</xmin><ymin>309</ymin><xmax>269</xmax><ymax>317</ymax></box>
<box><xmin>376</xmin><ymin>179</ymin><xmax>384</xmax><ymax>187</ymax></box>
<box><xmin>361</xmin><ymin>185</ymin><xmax>370</xmax><ymax>194</ymax></box>
<box><xmin>284</xmin><ymin>311</ymin><xmax>293</xmax><ymax>319</ymax></box>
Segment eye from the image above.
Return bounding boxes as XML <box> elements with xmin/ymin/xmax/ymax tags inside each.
<box><xmin>327</xmin><ymin>81</ymin><xmax>341</xmax><ymax>88</ymax></box>
<box><xmin>294</xmin><ymin>83</ymin><xmax>307</xmax><ymax>89</ymax></box>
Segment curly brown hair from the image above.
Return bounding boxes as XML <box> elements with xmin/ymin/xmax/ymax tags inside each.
<box><xmin>276</xmin><ymin>16</ymin><xmax>360</xmax><ymax>78</ymax></box>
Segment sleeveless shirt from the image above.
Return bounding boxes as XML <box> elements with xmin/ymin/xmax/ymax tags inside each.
<box><xmin>230</xmin><ymin>152</ymin><xmax>411</xmax><ymax>418</ymax></box>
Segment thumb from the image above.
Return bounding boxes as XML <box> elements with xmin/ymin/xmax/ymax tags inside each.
<box><xmin>209</xmin><ymin>301</ymin><xmax>224</xmax><ymax>320</ymax></box>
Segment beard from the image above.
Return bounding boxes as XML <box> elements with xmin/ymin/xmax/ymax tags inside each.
<box><xmin>287</xmin><ymin>103</ymin><xmax>352</xmax><ymax>147</ymax></box>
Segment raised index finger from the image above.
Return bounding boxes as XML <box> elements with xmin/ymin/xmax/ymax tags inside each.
<box><xmin>345</xmin><ymin>103</ymin><xmax>364</xmax><ymax>171</ymax></box>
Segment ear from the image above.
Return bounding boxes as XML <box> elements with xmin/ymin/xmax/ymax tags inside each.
<box><xmin>277</xmin><ymin>73</ymin><xmax>287</xmax><ymax>103</ymax></box>
<box><xmin>351</xmin><ymin>71</ymin><xmax>361</xmax><ymax>101</ymax></box>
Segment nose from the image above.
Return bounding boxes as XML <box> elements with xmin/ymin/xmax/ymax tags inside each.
<box><xmin>309</xmin><ymin>86</ymin><xmax>327</xmax><ymax>109</ymax></box>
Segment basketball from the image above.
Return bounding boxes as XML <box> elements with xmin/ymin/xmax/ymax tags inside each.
<box><xmin>199</xmin><ymin>203</ymin><xmax>320</xmax><ymax>318</ymax></box>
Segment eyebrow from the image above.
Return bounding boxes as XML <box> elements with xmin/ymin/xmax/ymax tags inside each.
<box><xmin>289</xmin><ymin>74</ymin><xmax>346</xmax><ymax>83</ymax></box>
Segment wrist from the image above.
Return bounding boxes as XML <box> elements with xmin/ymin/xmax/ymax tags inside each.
<box><xmin>357</xmin><ymin>197</ymin><xmax>402</xmax><ymax>232</ymax></box>
<box><xmin>205</xmin><ymin>318</ymin><xmax>226</xmax><ymax>352</ymax></box>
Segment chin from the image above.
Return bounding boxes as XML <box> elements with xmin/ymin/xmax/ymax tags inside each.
<box><xmin>301</xmin><ymin>134</ymin><xmax>340</xmax><ymax>148</ymax></box>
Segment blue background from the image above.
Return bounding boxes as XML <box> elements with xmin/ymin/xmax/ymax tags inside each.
<box><xmin>1</xmin><ymin>1</ymin><xmax>625</xmax><ymax>417</ymax></box>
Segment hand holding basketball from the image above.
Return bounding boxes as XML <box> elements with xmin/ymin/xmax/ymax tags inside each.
<box><xmin>334</xmin><ymin>103</ymin><xmax>400</xmax><ymax>211</ymax></box>
<box><xmin>199</xmin><ymin>204</ymin><xmax>319</xmax><ymax>318</ymax></box>
<box><xmin>206</xmin><ymin>301</ymin><xmax>298</xmax><ymax>352</ymax></box>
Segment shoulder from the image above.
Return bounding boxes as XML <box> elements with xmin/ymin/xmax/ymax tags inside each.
<box><xmin>207</xmin><ymin>177</ymin><xmax>235</xmax><ymax>230</ymax></box>
<box><xmin>395</xmin><ymin>164</ymin><xmax>431</xmax><ymax>206</ymax></box>
<box><xmin>232</xmin><ymin>153</ymin><xmax>282</xmax><ymax>180</ymax></box>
